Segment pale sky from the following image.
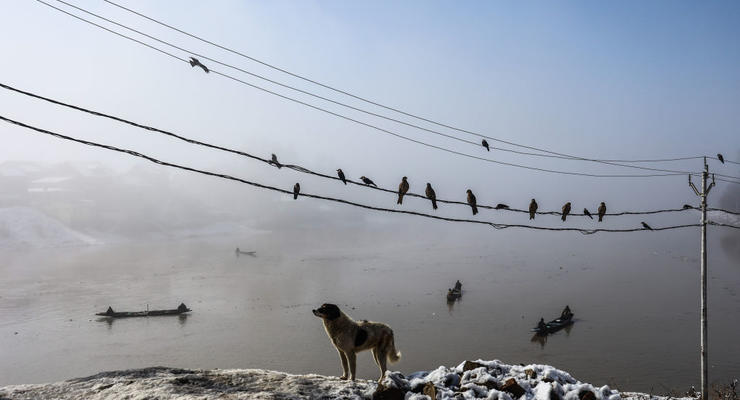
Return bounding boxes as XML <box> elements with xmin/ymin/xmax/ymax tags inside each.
<box><xmin>1</xmin><ymin>0</ymin><xmax>739</xmax><ymax>226</ymax></box>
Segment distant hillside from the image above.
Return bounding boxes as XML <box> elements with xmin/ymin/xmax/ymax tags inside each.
<box><xmin>0</xmin><ymin>206</ymin><xmax>99</xmax><ymax>249</ymax></box>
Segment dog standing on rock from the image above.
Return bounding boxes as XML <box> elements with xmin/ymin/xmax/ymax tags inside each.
<box><xmin>312</xmin><ymin>303</ymin><xmax>401</xmax><ymax>382</ymax></box>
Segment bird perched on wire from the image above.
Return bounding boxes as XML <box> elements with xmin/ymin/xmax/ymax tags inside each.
<box><xmin>293</xmin><ymin>183</ymin><xmax>300</xmax><ymax>200</ymax></box>
<box><xmin>425</xmin><ymin>183</ymin><xmax>438</xmax><ymax>210</ymax></box>
<box><xmin>683</xmin><ymin>204</ymin><xmax>693</xmax><ymax>209</ymax></box>
<box><xmin>337</xmin><ymin>169</ymin><xmax>347</xmax><ymax>185</ymax></box>
<box><xmin>271</xmin><ymin>154</ymin><xmax>282</xmax><ymax>169</ymax></box>
<box><xmin>717</xmin><ymin>153</ymin><xmax>724</xmax><ymax>164</ymax></box>
<box><xmin>397</xmin><ymin>177</ymin><xmax>410</xmax><ymax>204</ymax></box>
<box><xmin>482</xmin><ymin>139</ymin><xmax>490</xmax><ymax>152</ymax></box>
<box><xmin>597</xmin><ymin>202</ymin><xmax>606</xmax><ymax>222</ymax></box>
<box><xmin>466</xmin><ymin>190</ymin><xmax>478</xmax><ymax>215</ymax></box>
<box><xmin>529</xmin><ymin>199</ymin><xmax>538</xmax><ymax>220</ymax></box>
<box><xmin>641</xmin><ymin>222</ymin><xmax>653</xmax><ymax>230</ymax></box>
<box><xmin>495</xmin><ymin>203</ymin><xmax>509</xmax><ymax>210</ymax></box>
<box><xmin>561</xmin><ymin>202</ymin><xmax>571</xmax><ymax>222</ymax></box>
<box><xmin>360</xmin><ymin>176</ymin><xmax>377</xmax><ymax>187</ymax></box>
<box><xmin>189</xmin><ymin>57</ymin><xmax>209</xmax><ymax>73</ymax></box>
<box><xmin>583</xmin><ymin>208</ymin><xmax>593</xmax><ymax>219</ymax></box>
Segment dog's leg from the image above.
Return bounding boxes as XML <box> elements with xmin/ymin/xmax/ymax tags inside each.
<box><xmin>347</xmin><ymin>351</ymin><xmax>357</xmax><ymax>381</ymax></box>
<box><xmin>371</xmin><ymin>349</ymin><xmax>384</xmax><ymax>382</ymax></box>
<box><xmin>338</xmin><ymin>350</ymin><xmax>349</xmax><ymax>380</ymax></box>
<box><xmin>377</xmin><ymin>349</ymin><xmax>388</xmax><ymax>382</ymax></box>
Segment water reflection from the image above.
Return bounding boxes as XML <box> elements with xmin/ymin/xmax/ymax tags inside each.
<box><xmin>96</xmin><ymin>313</ymin><xmax>190</xmax><ymax>329</ymax></box>
<box><xmin>531</xmin><ymin>333</ymin><xmax>547</xmax><ymax>349</ymax></box>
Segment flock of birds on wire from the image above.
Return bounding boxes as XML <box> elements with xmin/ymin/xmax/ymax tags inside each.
<box><xmin>264</xmin><ymin>150</ymin><xmax>730</xmax><ymax>231</ymax></box>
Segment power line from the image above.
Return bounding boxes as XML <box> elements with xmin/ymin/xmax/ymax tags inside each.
<box><xmin>3</xmin><ymin>81</ymin><xmax>724</xmax><ymax>219</ymax></box>
<box><xmin>47</xmin><ymin>0</ymin><xmax>710</xmax><ymax>177</ymax></box>
<box><xmin>708</xmin><ymin>221</ymin><xmax>740</xmax><ymax>230</ymax></box>
<box><xmin>1</xmin><ymin>114</ymin><xmax>713</xmax><ymax>234</ymax></box>
<box><xmin>100</xmin><ymin>0</ymin><xmax>740</xmax><ymax>168</ymax></box>
<box><xmin>707</xmin><ymin>208</ymin><xmax>740</xmax><ymax>216</ymax></box>
<box><xmin>33</xmin><ymin>0</ymin><xmax>700</xmax><ymax>179</ymax></box>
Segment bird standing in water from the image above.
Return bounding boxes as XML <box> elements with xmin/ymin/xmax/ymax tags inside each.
<box><xmin>397</xmin><ymin>177</ymin><xmax>410</xmax><ymax>204</ymax></box>
<box><xmin>529</xmin><ymin>199</ymin><xmax>538</xmax><ymax>220</ymax></box>
<box><xmin>293</xmin><ymin>183</ymin><xmax>300</xmax><ymax>200</ymax></box>
<box><xmin>336</xmin><ymin>169</ymin><xmax>346</xmax><ymax>185</ymax></box>
<box><xmin>271</xmin><ymin>154</ymin><xmax>282</xmax><ymax>169</ymax></box>
<box><xmin>482</xmin><ymin>139</ymin><xmax>490</xmax><ymax>151</ymax></box>
<box><xmin>189</xmin><ymin>57</ymin><xmax>209</xmax><ymax>73</ymax></box>
<box><xmin>583</xmin><ymin>208</ymin><xmax>593</xmax><ymax>219</ymax></box>
<box><xmin>360</xmin><ymin>176</ymin><xmax>377</xmax><ymax>187</ymax></box>
<box><xmin>425</xmin><ymin>183</ymin><xmax>438</xmax><ymax>210</ymax></box>
<box><xmin>561</xmin><ymin>202</ymin><xmax>571</xmax><ymax>222</ymax></box>
<box><xmin>641</xmin><ymin>222</ymin><xmax>653</xmax><ymax>230</ymax></box>
<box><xmin>717</xmin><ymin>153</ymin><xmax>725</xmax><ymax>164</ymax></box>
<box><xmin>466</xmin><ymin>190</ymin><xmax>478</xmax><ymax>215</ymax></box>
<box><xmin>597</xmin><ymin>202</ymin><xmax>607</xmax><ymax>222</ymax></box>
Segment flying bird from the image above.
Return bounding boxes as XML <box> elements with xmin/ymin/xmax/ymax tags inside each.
<box><xmin>466</xmin><ymin>190</ymin><xmax>478</xmax><ymax>215</ymax></box>
<box><xmin>597</xmin><ymin>202</ymin><xmax>606</xmax><ymax>222</ymax></box>
<box><xmin>495</xmin><ymin>203</ymin><xmax>509</xmax><ymax>210</ymax></box>
<box><xmin>529</xmin><ymin>199</ymin><xmax>538</xmax><ymax>220</ymax></box>
<box><xmin>336</xmin><ymin>169</ymin><xmax>346</xmax><ymax>185</ymax></box>
<box><xmin>683</xmin><ymin>204</ymin><xmax>693</xmax><ymax>209</ymax></box>
<box><xmin>425</xmin><ymin>183</ymin><xmax>437</xmax><ymax>210</ymax></box>
<box><xmin>561</xmin><ymin>202</ymin><xmax>571</xmax><ymax>222</ymax></box>
<box><xmin>293</xmin><ymin>183</ymin><xmax>300</xmax><ymax>200</ymax></box>
<box><xmin>360</xmin><ymin>176</ymin><xmax>377</xmax><ymax>187</ymax></box>
<box><xmin>583</xmin><ymin>208</ymin><xmax>593</xmax><ymax>219</ymax></box>
<box><xmin>641</xmin><ymin>222</ymin><xmax>653</xmax><ymax>230</ymax></box>
<box><xmin>271</xmin><ymin>154</ymin><xmax>282</xmax><ymax>169</ymax></box>
<box><xmin>717</xmin><ymin>153</ymin><xmax>724</xmax><ymax>164</ymax></box>
<box><xmin>189</xmin><ymin>57</ymin><xmax>209</xmax><ymax>73</ymax></box>
<box><xmin>397</xmin><ymin>177</ymin><xmax>410</xmax><ymax>204</ymax></box>
<box><xmin>481</xmin><ymin>139</ymin><xmax>490</xmax><ymax>151</ymax></box>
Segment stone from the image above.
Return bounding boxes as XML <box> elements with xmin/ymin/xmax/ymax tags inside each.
<box><xmin>525</xmin><ymin>369</ymin><xmax>537</xmax><ymax>379</ymax></box>
<box><xmin>372</xmin><ymin>384</ymin><xmax>405</xmax><ymax>400</ymax></box>
<box><xmin>579</xmin><ymin>390</ymin><xmax>596</xmax><ymax>400</ymax></box>
<box><xmin>423</xmin><ymin>382</ymin><xmax>437</xmax><ymax>399</ymax></box>
<box><xmin>501</xmin><ymin>378</ymin><xmax>526</xmax><ymax>398</ymax></box>
<box><xmin>462</xmin><ymin>361</ymin><xmax>487</xmax><ymax>372</ymax></box>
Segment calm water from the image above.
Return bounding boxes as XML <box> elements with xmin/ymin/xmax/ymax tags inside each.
<box><xmin>1</xmin><ymin>225</ymin><xmax>738</xmax><ymax>393</ymax></box>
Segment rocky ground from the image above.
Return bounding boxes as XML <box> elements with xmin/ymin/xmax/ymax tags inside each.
<box><xmin>0</xmin><ymin>359</ymin><xmax>696</xmax><ymax>400</ymax></box>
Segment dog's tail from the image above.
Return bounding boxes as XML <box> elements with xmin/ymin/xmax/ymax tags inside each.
<box><xmin>385</xmin><ymin>330</ymin><xmax>401</xmax><ymax>364</ymax></box>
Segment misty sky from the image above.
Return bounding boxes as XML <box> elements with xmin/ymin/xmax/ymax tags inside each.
<box><xmin>1</xmin><ymin>0</ymin><xmax>739</xmax><ymax>227</ymax></box>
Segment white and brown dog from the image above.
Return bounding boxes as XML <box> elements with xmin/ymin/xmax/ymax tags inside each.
<box><xmin>312</xmin><ymin>303</ymin><xmax>401</xmax><ymax>382</ymax></box>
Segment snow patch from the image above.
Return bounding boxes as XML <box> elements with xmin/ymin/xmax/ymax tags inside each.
<box><xmin>0</xmin><ymin>361</ymin><xmax>699</xmax><ymax>400</ymax></box>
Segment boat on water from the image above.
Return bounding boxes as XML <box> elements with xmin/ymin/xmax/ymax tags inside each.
<box><xmin>446</xmin><ymin>280</ymin><xmax>463</xmax><ymax>302</ymax></box>
<box><xmin>532</xmin><ymin>307</ymin><xmax>574</xmax><ymax>335</ymax></box>
<box><xmin>96</xmin><ymin>303</ymin><xmax>191</xmax><ymax>318</ymax></box>
<box><xmin>235</xmin><ymin>247</ymin><xmax>256</xmax><ymax>256</ymax></box>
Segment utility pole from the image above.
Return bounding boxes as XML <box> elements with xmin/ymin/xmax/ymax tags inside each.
<box><xmin>689</xmin><ymin>157</ymin><xmax>715</xmax><ymax>399</ymax></box>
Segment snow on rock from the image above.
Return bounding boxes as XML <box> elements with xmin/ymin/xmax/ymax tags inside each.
<box><xmin>0</xmin><ymin>361</ymin><xmax>697</xmax><ymax>400</ymax></box>
<box><xmin>0</xmin><ymin>207</ymin><xmax>99</xmax><ymax>249</ymax></box>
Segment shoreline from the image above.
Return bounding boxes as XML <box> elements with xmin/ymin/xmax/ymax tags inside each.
<box><xmin>0</xmin><ymin>359</ymin><xmax>696</xmax><ymax>400</ymax></box>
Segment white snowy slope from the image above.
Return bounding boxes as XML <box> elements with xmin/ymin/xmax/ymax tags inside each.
<box><xmin>0</xmin><ymin>360</ymin><xmax>695</xmax><ymax>400</ymax></box>
<box><xmin>0</xmin><ymin>207</ymin><xmax>99</xmax><ymax>249</ymax></box>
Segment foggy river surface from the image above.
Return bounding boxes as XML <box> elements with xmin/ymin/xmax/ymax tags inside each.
<box><xmin>1</xmin><ymin>227</ymin><xmax>738</xmax><ymax>393</ymax></box>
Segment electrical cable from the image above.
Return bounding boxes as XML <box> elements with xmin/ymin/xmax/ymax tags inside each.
<box><xmin>3</xmin><ymin>81</ymin><xmax>726</xmax><ymax>219</ymax></box>
<box><xmin>1</xmin><ymin>114</ymin><xmax>711</xmax><ymax>234</ymax></box>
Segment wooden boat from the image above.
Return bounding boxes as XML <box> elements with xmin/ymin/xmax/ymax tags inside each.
<box><xmin>96</xmin><ymin>303</ymin><xmax>191</xmax><ymax>318</ymax></box>
<box><xmin>532</xmin><ymin>313</ymin><xmax>573</xmax><ymax>335</ymax></box>
<box><xmin>446</xmin><ymin>289</ymin><xmax>461</xmax><ymax>302</ymax></box>
<box><xmin>447</xmin><ymin>280</ymin><xmax>463</xmax><ymax>302</ymax></box>
<box><xmin>235</xmin><ymin>248</ymin><xmax>256</xmax><ymax>256</ymax></box>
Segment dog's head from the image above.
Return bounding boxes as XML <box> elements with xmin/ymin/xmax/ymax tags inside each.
<box><xmin>312</xmin><ymin>303</ymin><xmax>341</xmax><ymax>320</ymax></box>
